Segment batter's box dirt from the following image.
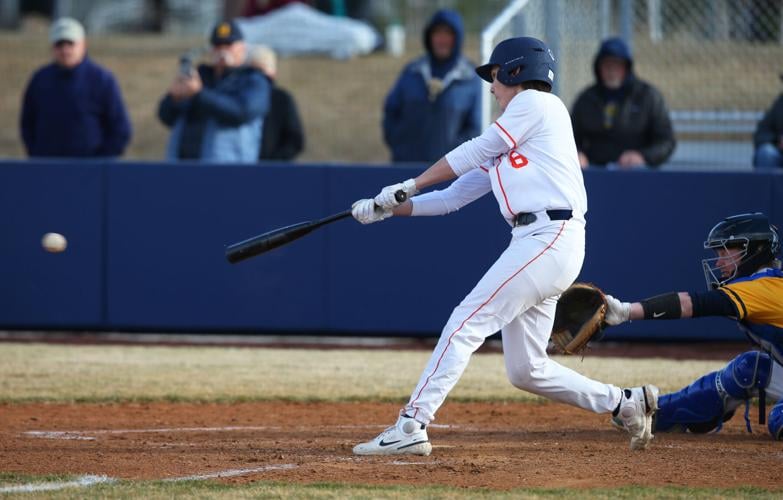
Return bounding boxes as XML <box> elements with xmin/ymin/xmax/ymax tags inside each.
<box><xmin>0</xmin><ymin>401</ymin><xmax>779</xmax><ymax>489</ymax></box>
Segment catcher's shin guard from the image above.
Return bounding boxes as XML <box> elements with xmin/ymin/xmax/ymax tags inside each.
<box><xmin>655</xmin><ymin>351</ymin><xmax>772</xmax><ymax>434</ymax></box>
<box><xmin>768</xmin><ymin>401</ymin><xmax>783</xmax><ymax>440</ymax></box>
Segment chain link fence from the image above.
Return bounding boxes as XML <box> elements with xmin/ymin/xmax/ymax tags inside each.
<box><xmin>483</xmin><ymin>0</ymin><xmax>783</xmax><ymax>170</ymax></box>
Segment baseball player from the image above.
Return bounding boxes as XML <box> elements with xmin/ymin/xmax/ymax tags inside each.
<box><xmin>605</xmin><ymin>213</ymin><xmax>783</xmax><ymax>440</ymax></box>
<box><xmin>350</xmin><ymin>37</ymin><xmax>659</xmax><ymax>456</ymax></box>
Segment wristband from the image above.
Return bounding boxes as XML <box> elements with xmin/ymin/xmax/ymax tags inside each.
<box><xmin>640</xmin><ymin>292</ymin><xmax>681</xmax><ymax>320</ymax></box>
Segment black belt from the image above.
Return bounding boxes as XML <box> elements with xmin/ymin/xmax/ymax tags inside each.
<box><xmin>513</xmin><ymin>209</ymin><xmax>572</xmax><ymax>227</ymax></box>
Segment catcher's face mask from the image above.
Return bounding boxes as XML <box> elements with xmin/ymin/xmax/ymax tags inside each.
<box><xmin>702</xmin><ymin>241</ymin><xmax>747</xmax><ymax>289</ymax></box>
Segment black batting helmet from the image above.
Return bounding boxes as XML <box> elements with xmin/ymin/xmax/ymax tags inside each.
<box><xmin>475</xmin><ymin>36</ymin><xmax>555</xmax><ymax>87</ymax></box>
<box><xmin>702</xmin><ymin>212</ymin><xmax>781</xmax><ymax>288</ymax></box>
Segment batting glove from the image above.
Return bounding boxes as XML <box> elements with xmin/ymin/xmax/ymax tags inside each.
<box><xmin>604</xmin><ymin>295</ymin><xmax>631</xmax><ymax>326</ymax></box>
<box><xmin>352</xmin><ymin>199</ymin><xmax>392</xmax><ymax>225</ymax></box>
<box><xmin>374</xmin><ymin>178</ymin><xmax>417</xmax><ymax>209</ymax></box>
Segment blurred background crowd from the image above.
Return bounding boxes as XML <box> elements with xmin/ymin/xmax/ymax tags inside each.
<box><xmin>2</xmin><ymin>0</ymin><xmax>783</xmax><ymax>170</ymax></box>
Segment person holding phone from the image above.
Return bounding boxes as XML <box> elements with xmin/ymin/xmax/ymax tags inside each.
<box><xmin>157</xmin><ymin>20</ymin><xmax>270</xmax><ymax>163</ymax></box>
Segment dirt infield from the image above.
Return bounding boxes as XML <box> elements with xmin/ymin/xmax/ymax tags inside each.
<box><xmin>1</xmin><ymin>400</ymin><xmax>779</xmax><ymax>490</ymax></box>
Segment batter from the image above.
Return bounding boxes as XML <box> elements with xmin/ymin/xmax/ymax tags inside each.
<box><xmin>351</xmin><ymin>37</ymin><xmax>658</xmax><ymax>455</ymax></box>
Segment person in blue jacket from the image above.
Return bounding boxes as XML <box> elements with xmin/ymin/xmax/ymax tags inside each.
<box><xmin>383</xmin><ymin>9</ymin><xmax>481</xmax><ymax>163</ymax></box>
<box><xmin>158</xmin><ymin>20</ymin><xmax>270</xmax><ymax>163</ymax></box>
<box><xmin>20</xmin><ymin>17</ymin><xmax>132</xmax><ymax>158</ymax></box>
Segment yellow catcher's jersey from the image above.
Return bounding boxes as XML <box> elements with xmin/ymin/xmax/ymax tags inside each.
<box><xmin>719</xmin><ymin>269</ymin><xmax>783</xmax><ymax>364</ymax></box>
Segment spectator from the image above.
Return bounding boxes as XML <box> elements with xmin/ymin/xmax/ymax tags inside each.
<box><xmin>157</xmin><ymin>20</ymin><xmax>270</xmax><ymax>162</ymax></box>
<box><xmin>571</xmin><ymin>37</ymin><xmax>675</xmax><ymax>169</ymax></box>
<box><xmin>753</xmin><ymin>82</ymin><xmax>783</xmax><ymax>168</ymax></box>
<box><xmin>20</xmin><ymin>17</ymin><xmax>131</xmax><ymax>158</ymax></box>
<box><xmin>382</xmin><ymin>9</ymin><xmax>481</xmax><ymax>163</ymax></box>
<box><xmin>247</xmin><ymin>45</ymin><xmax>305</xmax><ymax>161</ymax></box>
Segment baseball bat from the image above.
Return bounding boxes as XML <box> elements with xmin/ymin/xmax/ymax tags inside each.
<box><xmin>225</xmin><ymin>190</ymin><xmax>407</xmax><ymax>264</ymax></box>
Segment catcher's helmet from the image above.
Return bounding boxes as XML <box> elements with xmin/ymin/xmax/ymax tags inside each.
<box><xmin>475</xmin><ymin>36</ymin><xmax>555</xmax><ymax>87</ymax></box>
<box><xmin>702</xmin><ymin>212</ymin><xmax>781</xmax><ymax>288</ymax></box>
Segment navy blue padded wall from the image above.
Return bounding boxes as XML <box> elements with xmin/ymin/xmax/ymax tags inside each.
<box><xmin>326</xmin><ymin>166</ymin><xmax>508</xmax><ymax>334</ymax></box>
<box><xmin>106</xmin><ymin>162</ymin><xmax>329</xmax><ymax>330</ymax></box>
<box><xmin>0</xmin><ymin>161</ymin><xmax>105</xmax><ymax>327</ymax></box>
<box><xmin>773</xmin><ymin>173</ymin><xmax>783</xmax><ymax>236</ymax></box>
<box><xmin>1</xmin><ymin>160</ymin><xmax>780</xmax><ymax>340</ymax></box>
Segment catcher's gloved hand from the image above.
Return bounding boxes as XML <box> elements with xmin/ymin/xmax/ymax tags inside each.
<box><xmin>604</xmin><ymin>294</ymin><xmax>631</xmax><ymax>326</ymax></box>
<box><xmin>550</xmin><ymin>282</ymin><xmax>608</xmax><ymax>355</ymax></box>
<box><xmin>352</xmin><ymin>199</ymin><xmax>391</xmax><ymax>224</ymax></box>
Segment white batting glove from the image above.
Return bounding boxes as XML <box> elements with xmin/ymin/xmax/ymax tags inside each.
<box><xmin>374</xmin><ymin>178</ymin><xmax>417</xmax><ymax>209</ymax></box>
<box><xmin>604</xmin><ymin>294</ymin><xmax>631</xmax><ymax>326</ymax></box>
<box><xmin>351</xmin><ymin>199</ymin><xmax>392</xmax><ymax>225</ymax></box>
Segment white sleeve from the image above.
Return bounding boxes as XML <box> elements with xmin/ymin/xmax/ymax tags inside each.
<box><xmin>491</xmin><ymin>91</ymin><xmax>543</xmax><ymax>149</ymax></box>
<box><xmin>444</xmin><ymin>126</ymin><xmax>509</xmax><ymax>176</ymax></box>
<box><xmin>410</xmin><ymin>168</ymin><xmax>492</xmax><ymax>216</ymax></box>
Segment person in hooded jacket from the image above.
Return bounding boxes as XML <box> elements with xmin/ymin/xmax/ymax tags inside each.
<box><xmin>382</xmin><ymin>9</ymin><xmax>481</xmax><ymax>163</ymax></box>
<box><xmin>571</xmin><ymin>37</ymin><xmax>675</xmax><ymax>169</ymax></box>
<box><xmin>753</xmin><ymin>76</ymin><xmax>783</xmax><ymax>169</ymax></box>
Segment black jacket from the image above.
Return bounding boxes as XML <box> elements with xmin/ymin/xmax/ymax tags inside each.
<box><xmin>259</xmin><ymin>84</ymin><xmax>304</xmax><ymax>161</ymax></box>
<box><xmin>571</xmin><ymin>78</ymin><xmax>675</xmax><ymax>167</ymax></box>
<box><xmin>754</xmin><ymin>94</ymin><xmax>783</xmax><ymax>148</ymax></box>
<box><xmin>571</xmin><ymin>37</ymin><xmax>675</xmax><ymax>168</ymax></box>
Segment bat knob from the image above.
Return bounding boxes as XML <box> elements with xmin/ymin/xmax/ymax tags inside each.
<box><xmin>394</xmin><ymin>190</ymin><xmax>407</xmax><ymax>203</ymax></box>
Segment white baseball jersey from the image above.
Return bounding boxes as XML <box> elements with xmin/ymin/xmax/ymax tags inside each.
<box><xmin>442</xmin><ymin>90</ymin><xmax>587</xmax><ymax>224</ymax></box>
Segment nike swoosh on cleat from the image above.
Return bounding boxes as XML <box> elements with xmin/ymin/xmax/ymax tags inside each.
<box><xmin>379</xmin><ymin>439</ymin><xmax>402</xmax><ymax>447</ymax></box>
<box><xmin>399</xmin><ymin>440</ymin><xmax>429</xmax><ymax>449</ymax></box>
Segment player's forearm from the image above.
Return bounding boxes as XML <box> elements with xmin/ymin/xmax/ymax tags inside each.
<box><xmin>628</xmin><ymin>292</ymin><xmax>693</xmax><ymax>320</ymax></box>
<box><xmin>413</xmin><ymin>157</ymin><xmax>457</xmax><ymax>191</ymax></box>
<box><xmin>392</xmin><ymin>201</ymin><xmax>413</xmax><ymax>216</ymax></box>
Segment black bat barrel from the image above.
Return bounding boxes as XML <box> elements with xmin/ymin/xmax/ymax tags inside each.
<box><xmin>225</xmin><ymin>190</ymin><xmax>408</xmax><ymax>264</ymax></box>
<box><xmin>225</xmin><ymin>221</ymin><xmax>314</xmax><ymax>263</ymax></box>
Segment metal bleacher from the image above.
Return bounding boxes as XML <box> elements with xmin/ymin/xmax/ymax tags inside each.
<box><xmin>664</xmin><ymin>109</ymin><xmax>763</xmax><ymax>171</ymax></box>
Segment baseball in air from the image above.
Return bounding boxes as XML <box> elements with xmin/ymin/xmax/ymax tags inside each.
<box><xmin>41</xmin><ymin>232</ymin><xmax>67</xmax><ymax>253</ymax></box>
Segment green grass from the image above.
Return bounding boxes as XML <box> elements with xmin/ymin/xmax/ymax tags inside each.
<box><xmin>0</xmin><ymin>342</ymin><xmax>724</xmax><ymax>404</ymax></box>
<box><xmin>0</xmin><ymin>474</ymin><xmax>779</xmax><ymax>499</ymax></box>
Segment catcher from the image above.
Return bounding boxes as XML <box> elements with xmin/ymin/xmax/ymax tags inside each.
<box><xmin>604</xmin><ymin>213</ymin><xmax>783</xmax><ymax>440</ymax></box>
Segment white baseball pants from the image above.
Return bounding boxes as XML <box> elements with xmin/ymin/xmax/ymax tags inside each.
<box><xmin>404</xmin><ymin>217</ymin><xmax>623</xmax><ymax>424</ymax></box>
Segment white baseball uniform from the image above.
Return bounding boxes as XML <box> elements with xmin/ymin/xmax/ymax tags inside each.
<box><xmin>403</xmin><ymin>89</ymin><xmax>623</xmax><ymax>424</ymax></box>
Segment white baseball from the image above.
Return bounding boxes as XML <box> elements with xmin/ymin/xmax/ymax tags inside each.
<box><xmin>42</xmin><ymin>232</ymin><xmax>68</xmax><ymax>253</ymax></box>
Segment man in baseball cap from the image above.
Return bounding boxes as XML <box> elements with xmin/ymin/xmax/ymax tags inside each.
<box><xmin>48</xmin><ymin>17</ymin><xmax>86</xmax><ymax>69</ymax></box>
<box><xmin>157</xmin><ymin>19</ymin><xmax>270</xmax><ymax>162</ymax></box>
<box><xmin>209</xmin><ymin>20</ymin><xmax>247</xmax><ymax>75</ymax></box>
<box><xmin>20</xmin><ymin>17</ymin><xmax>131</xmax><ymax>157</ymax></box>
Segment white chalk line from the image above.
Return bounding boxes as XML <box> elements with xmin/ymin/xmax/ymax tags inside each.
<box><xmin>164</xmin><ymin>464</ymin><xmax>298</xmax><ymax>481</ymax></box>
<box><xmin>0</xmin><ymin>475</ymin><xmax>114</xmax><ymax>493</ymax></box>
<box><xmin>0</xmin><ymin>464</ymin><xmax>299</xmax><ymax>493</ymax></box>
<box><xmin>24</xmin><ymin>426</ymin><xmax>276</xmax><ymax>440</ymax></box>
<box><xmin>24</xmin><ymin>423</ymin><xmax>456</xmax><ymax>440</ymax></box>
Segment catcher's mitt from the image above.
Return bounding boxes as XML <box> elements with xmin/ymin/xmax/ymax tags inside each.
<box><xmin>550</xmin><ymin>282</ymin><xmax>607</xmax><ymax>355</ymax></box>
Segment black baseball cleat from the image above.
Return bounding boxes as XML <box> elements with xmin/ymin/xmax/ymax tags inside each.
<box><xmin>353</xmin><ymin>414</ymin><xmax>432</xmax><ymax>456</ymax></box>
